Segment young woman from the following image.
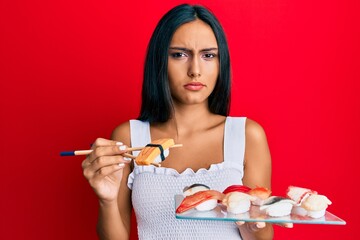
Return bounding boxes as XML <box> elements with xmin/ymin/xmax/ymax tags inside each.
<box><xmin>82</xmin><ymin>4</ymin><xmax>289</xmax><ymax>239</ymax></box>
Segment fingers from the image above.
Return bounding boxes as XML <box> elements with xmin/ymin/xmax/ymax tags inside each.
<box><xmin>255</xmin><ymin>222</ymin><xmax>266</xmax><ymax>228</ymax></box>
<box><xmin>89</xmin><ymin>163</ymin><xmax>126</xmax><ymax>184</ymax></box>
<box><xmin>91</xmin><ymin>138</ymin><xmax>123</xmax><ymax>148</ymax></box>
<box><xmin>281</xmin><ymin>222</ymin><xmax>293</xmax><ymax>228</ymax></box>
<box><xmin>89</xmin><ymin>144</ymin><xmax>128</xmax><ymax>163</ymax></box>
<box><xmin>236</xmin><ymin>221</ymin><xmax>245</xmax><ymax>226</ymax></box>
<box><xmin>82</xmin><ymin>141</ymin><xmax>129</xmax><ymax>169</ymax></box>
<box><xmin>236</xmin><ymin>221</ymin><xmax>293</xmax><ymax>230</ymax></box>
<box><xmin>82</xmin><ymin>138</ymin><xmax>131</xmax><ymax>180</ymax></box>
<box><xmin>83</xmin><ymin>155</ymin><xmax>130</xmax><ymax>180</ymax></box>
<box><xmin>236</xmin><ymin>221</ymin><xmax>266</xmax><ymax>232</ymax></box>
<box><xmin>86</xmin><ymin>137</ymin><xmax>126</xmax><ymax>162</ymax></box>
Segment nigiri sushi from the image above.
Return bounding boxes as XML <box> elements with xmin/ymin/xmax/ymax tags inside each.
<box><xmin>248</xmin><ymin>186</ymin><xmax>272</xmax><ymax>206</ymax></box>
<box><xmin>286</xmin><ymin>186</ymin><xmax>317</xmax><ymax>205</ymax></box>
<box><xmin>301</xmin><ymin>194</ymin><xmax>332</xmax><ymax>218</ymax></box>
<box><xmin>222</xmin><ymin>185</ymin><xmax>251</xmax><ymax>195</ymax></box>
<box><xmin>291</xmin><ymin>206</ymin><xmax>308</xmax><ymax>216</ymax></box>
<box><xmin>260</xmin><ymin>196</ymin><xmax>296</xmax><ymax>217</ymax></box>
<box><xmin>183</xmin><ymin>184</ymin><xmax>210</xmax><ymax>197</ymax></box>
<box><xmin>222</xmin><ymin>192</ymin><xmax>256</xmax><ymax>214</ymax></box>
<box><xmin>176</xmin><ymin>190</ymin><xmax>224</xmax><ymax>213</ymax></box>
<box><xmin>181</xmin><ymin>184</ymin><xmax>217</xmax><ymax>211</ymax></box>
<box><xmin>135</xmin><ymin>138</ymin><xmax>181</xmax><ymax>166</ymax></box>
<box><xmin>286</xmin><ymin>186</ymin><xmax>331</xmax><ymax>218</ymax></box>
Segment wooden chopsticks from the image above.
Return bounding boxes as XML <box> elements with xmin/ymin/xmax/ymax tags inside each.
<box><xmin>60</xmin><ymin>144</ymin><xmax>183</xmax><ymax>158</ymax></box>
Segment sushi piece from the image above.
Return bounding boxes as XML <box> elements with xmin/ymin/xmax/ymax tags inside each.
<box><xmin>176</xmin><ymin>190</ymin><xmax>224</xmax><ymax>213</ymax></box>
<box><xmin>195</xmin><ymin>198</ymin><xmax>218</xmax><ymax>212</ymax></box>
<box><xmin>291</xmin><ymin>206</ymin><xmax>308</xmax><ymax>216</ymax></box>
<box><xmin>248</xmin><ymin>186</ymin><xmax>272</xmax><ymax>206</ymax></box>
<box><xmin>286</xmin><ymin>186</ymin><xmax>331</xmax><ymax>218</ymax></box>
<box><xmin>183</xmin><ymin>184</ymin><xmax>210</xmax><ymax>197</ymax></box>
<box><xmin>286</xmin><ymin>186</ymin><xmax>317</xmax><ymax>205</ymax></box>
<box><xmin>182</xmin><ymin>184</ymin><xmax>216</xmax><ymax>210</ymax></box>
<box><xmin>301</xmin><ymin>194</ymin><xmax>332</xmax><ymax>218</ymax></box>
<box><xmin>222</xmin><ymin>192</ymin><xmax>256</xmax><ymax>214</ymax></box>
<box><xmin>260</xmin><ymin>196</ymin><xmax>296</xmax><ymax>217</ymax></box>
<box><xmin>222</xmin><ymin>185</ymin><xmax>251</xmax><ymax>195</ymax></box>
<box><xmin>135</xmin><ymin>139</ymin><xmax>176</xmax><ymax>166</ymax></box>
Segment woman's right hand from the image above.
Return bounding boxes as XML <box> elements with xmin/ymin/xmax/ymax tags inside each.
<box><xmin>82</xmin><ymin>138</ymin><xmax>131</xmax><ymax>203</ymax></box>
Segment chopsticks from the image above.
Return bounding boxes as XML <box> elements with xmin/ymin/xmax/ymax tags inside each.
<box><xmin>60</xmin><ymin>147</ymin><xmax>141</xmax><ymax>157</ymax></box>
<box><xmin>60</xmin><ymin>144</ymin><xmax>183</xmax><ymax>158</ymax></box>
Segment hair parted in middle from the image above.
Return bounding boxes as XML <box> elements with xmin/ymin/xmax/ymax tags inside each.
<box><xmin>138</xmin><ymin>4</ymin><xmax>231</xmax><ymax>123</ymax></box>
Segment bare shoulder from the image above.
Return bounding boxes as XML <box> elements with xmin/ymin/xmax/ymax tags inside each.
<box><xmin>245</xmin><ymin>118</ymin><xmax>268</xmax><ymax>143</ymax></box>
<box><xmin>111</xmin><ymin>121</ymin><xmax>131</xmax><ymax>145</ymax></box>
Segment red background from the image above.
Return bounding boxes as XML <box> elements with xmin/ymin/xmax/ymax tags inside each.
<box><xmin>1</xmin><ymin>0</ymin><xmax>359</xmax><ymax>239</ymax></box>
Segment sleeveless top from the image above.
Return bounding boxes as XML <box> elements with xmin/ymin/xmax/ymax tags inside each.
<box><xmin>128</xmin><ymin>117</ymin><xmax>246</xmax><ymax>240</ymax></box>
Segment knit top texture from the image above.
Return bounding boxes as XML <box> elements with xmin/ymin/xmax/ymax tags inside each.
<box><xmin>128</xmin><ymin>117</ymin><xmax>246</xmax><ymax>240</ymax></box>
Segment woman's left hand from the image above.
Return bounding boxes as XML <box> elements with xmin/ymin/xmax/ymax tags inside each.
<box><xmin>236</xmin><ymin>221</ymin><xmax>266</xmax><ymax>232</ymax></box>
<box><xmin>236</xmin><ymin>221</ymin><xmax>293</xmax><ymax>231</ymax></box>
<box><xmin>236</xmin><ymin>221</ymin><xmax>292</xmax><ymax>240</ymax></box>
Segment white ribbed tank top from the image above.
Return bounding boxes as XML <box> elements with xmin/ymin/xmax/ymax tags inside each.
<box><xmin>128</xmin><ymin>117</ymin><xmax>246</xmax><ymax>240</ymax></box>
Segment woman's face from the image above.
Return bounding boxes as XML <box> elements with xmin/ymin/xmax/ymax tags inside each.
<box><xmin>168</xmin><ymin>19</ymin><xmax>219</xmax><ymax>106</ymax></box>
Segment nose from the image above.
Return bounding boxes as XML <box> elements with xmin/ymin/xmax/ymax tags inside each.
<box><xmin>187</xmin><ymin>56</ymin><xmax>201</xmax><ymax>78</ymax></box>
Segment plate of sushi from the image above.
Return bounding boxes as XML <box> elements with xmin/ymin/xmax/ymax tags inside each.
<box><xmin>175</xmin><ymin>184</ymin><xmax>346</xmax><ymax>225</ymax></box>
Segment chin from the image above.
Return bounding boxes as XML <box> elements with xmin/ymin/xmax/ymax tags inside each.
<box><xmin>184</xmin><ymin>97</ymin><xmax>208</xmax><ymax>105</ymax></box>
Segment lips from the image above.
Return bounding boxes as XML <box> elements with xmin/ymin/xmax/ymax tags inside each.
<box><xmin>184</xmin><ymin>82</ymin><xmax>205</xmax><ymax>91</ymax></box>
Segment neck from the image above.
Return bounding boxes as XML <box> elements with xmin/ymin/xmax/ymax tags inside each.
<box><xmin>172</xmin><ymin>101</ymin><xmax>211</xmax><ymax>125</ymax></box>
<box><xmin>163</xmin><ymin>101</ymin><xmax>224</xmax><ymax>139</ymax></box>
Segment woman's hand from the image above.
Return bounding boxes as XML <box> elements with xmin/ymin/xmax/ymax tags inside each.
<box><xmin>236</xmin><ymin>221</ymin><xmax>293</xmax><ymax>230</ymax></box>
<box><xmin>236</xmin><ymin>221</ymin><xmax>267</xmax><ymax>233</ymax></box>
<box><xmin>82</xmin><ymin>138</ymin><xmax>131</xmax><ymax>203</ymax></box>
<box><xmin>236</xmin><ymin>221</ymin><xmax>292</xmax><ymax>240</ymax></box>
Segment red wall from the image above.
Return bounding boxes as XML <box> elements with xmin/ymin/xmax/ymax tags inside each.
<box><xmin>1</xmin><ymin>0</ymin><xmax>359</xmax><ymax>239</ymax></box>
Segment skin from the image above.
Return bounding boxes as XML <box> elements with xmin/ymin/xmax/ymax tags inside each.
<box><xmin>82</xmin><ymin>19</ymin><xmax>290</xmax><ymax>240</ymax></box>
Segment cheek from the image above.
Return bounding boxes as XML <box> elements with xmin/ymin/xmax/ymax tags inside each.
<box><xmin>168</xmin><ymin>60</ymin><xmax>188</xmax><ymax>87</ymax></box>
<box><xmin>167</xmin><ymin>63</ymin><xmax>180</xmax><ymax>93</ymax></box>
<box><xmin>168</xmin><ymin>61</ymin><xmax>181</xmax><ymax>80</ymax></box>
<box><xmin>205</xmin><ymin>61</ymin><xmax>219</xmax><ymax>83</ymax></box>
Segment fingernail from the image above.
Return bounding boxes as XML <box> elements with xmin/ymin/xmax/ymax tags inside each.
<box><xmin>119</xmin><ymin>145</ymin><xmax>126</xmax><ymax>151</ymax></box>
<box><xmin>236</xmin><ymin>221</ymin><xmax>245</xmax><ymax>226</ymax></box>
<box><xmin>118</xmin><ymin>163</ymin><xmax>125</xmax><ymax>167</ymax></box>
<box><xmin>116</xmin><ymin>142</ymin><xmax>123</xmax><ymax>146</ymax></box>
<box><xmin>256</xmin><ymin>222</ymin><xmax>266</xmax><ymax>228</ymax></box>
<box><xmin>123</xmin><ymin>157</ymin><xmax>132</xmax><ymax>162</ymax></box>
<box><xmin>285</xmin><ymin>223</ymin><xmax>293</xmax><ymax>228</ymax></box>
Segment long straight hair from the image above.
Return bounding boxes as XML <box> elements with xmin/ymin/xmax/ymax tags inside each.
<box><xmin>138</xmin><ymin>4</ymin><xmax>231</xmax><ymax>123</ymax></box>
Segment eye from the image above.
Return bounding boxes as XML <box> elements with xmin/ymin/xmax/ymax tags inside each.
<box><xmin>170</xmin><ymin>52</ymin><xmax>187</xmax><ymax>58</ymax></box>
<box><xmin>202</xmin><ymin>53</ymin><xmax>217</xmax><ymax>59</ymax></box>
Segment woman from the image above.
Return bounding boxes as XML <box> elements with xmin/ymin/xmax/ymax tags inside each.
<box><xmin>82</xmin><ymin>4</ymin><xmax>284</xmax><ymax>239</ymax></box>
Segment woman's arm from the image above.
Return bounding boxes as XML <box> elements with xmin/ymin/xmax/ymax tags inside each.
<box><xmin>238</xmin><ymin>119</ymin><xmax>274</xmax><ymax>240</ymax></box>
<box><xmin>82</xmin><ymin>122</ymin><xmax>133</xmax><ymax>240</ymax></box>
<box><xmin>96</xmin><ymin>163</ymin><xmax>132</xmax><ymax>240</ymax></box>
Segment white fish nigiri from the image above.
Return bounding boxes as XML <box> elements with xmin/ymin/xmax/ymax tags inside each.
<box><xmin>301</xmin><ymin>194</ymin><xmax>332</xmax><ymax>218</ymax></box>
<box><xmin>222</xmin><ymin>192</ymin><xmax>256</xmax><ymax>214</ymax></box>
<box><xmin>286</xmin><ymin>186</ymin><xmax>331</xmax><ymax>218</ymax></box>
<box><xmin>260</xmin><ymin>196</ymin><xmax>296</xmax><ymax>217</ymax></box>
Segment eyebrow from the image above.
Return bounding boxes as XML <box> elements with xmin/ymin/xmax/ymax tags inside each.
<box><xmin>168</xmin><ymin>47</ymin><xmax>218</xmax><ymax>52</ymax></box>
